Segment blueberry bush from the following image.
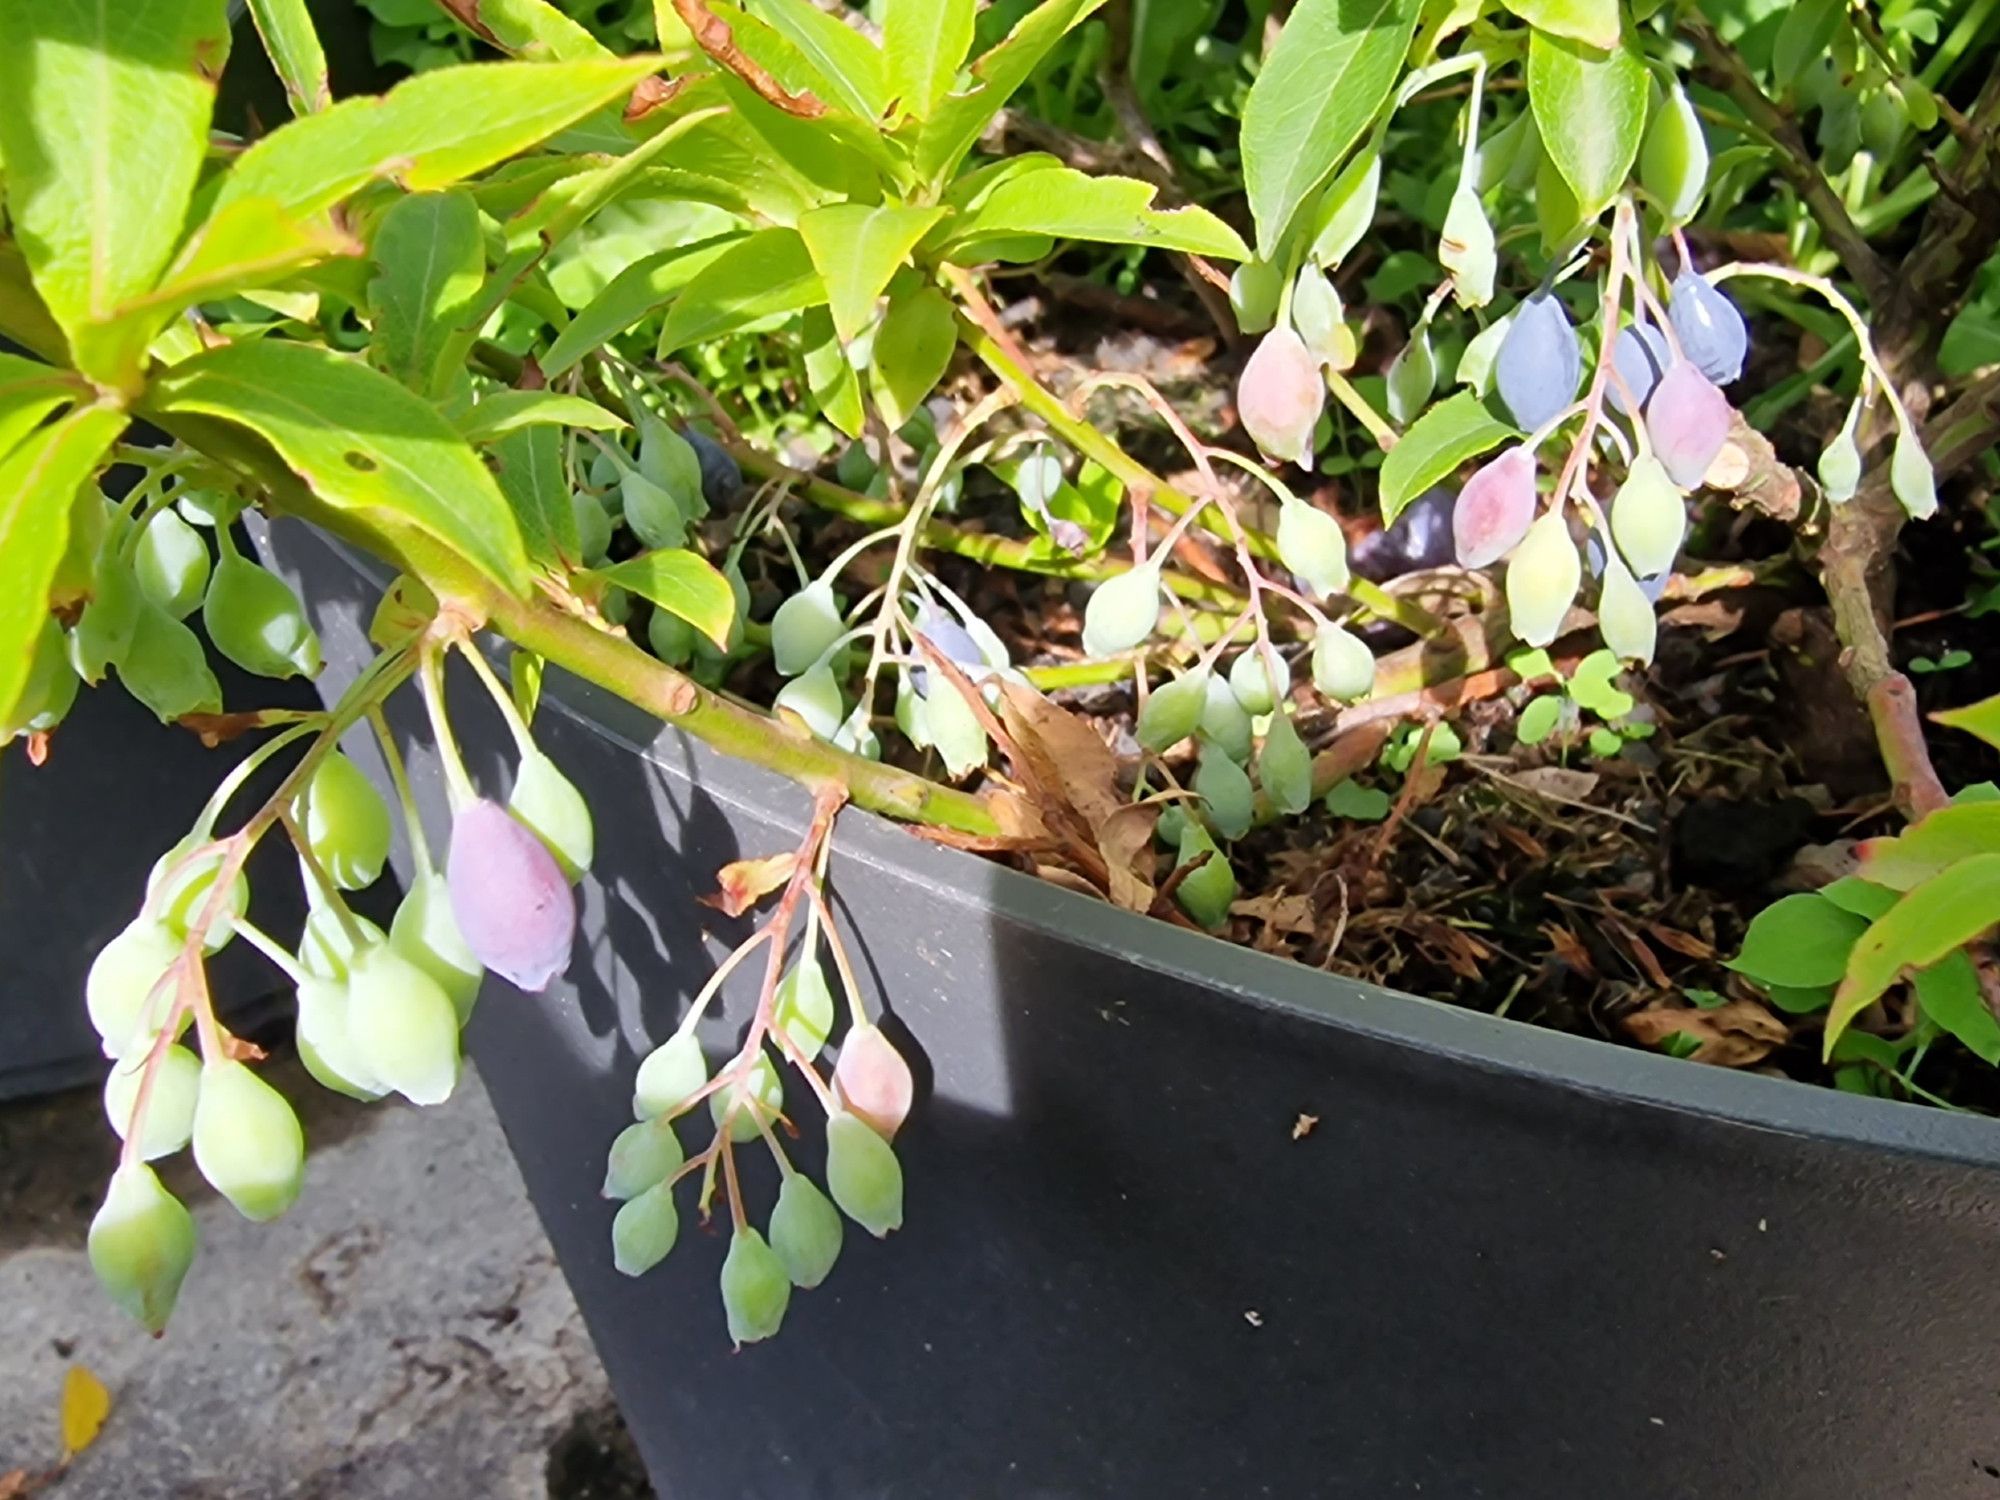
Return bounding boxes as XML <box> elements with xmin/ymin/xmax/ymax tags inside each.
<box><xmin>5</xmin><ymin>0</ymin><xmax>2000</xmax><ymax>1342</ymax></box>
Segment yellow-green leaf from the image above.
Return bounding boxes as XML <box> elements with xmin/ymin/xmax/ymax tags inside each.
<box><xmin>658</xmin><ymin>228</ymin><xmax>825</xmax><ymax>354</ymax></box>
<box><xmin>0</xmin><ymin>0</ymin><xmax>232</xmax><ymax>384</ymax></box>
<box><xmin>798</xmin><ymin>204</ymin><xmax>947</xmax><ymax>346</ymax></box>
<box><xmin>111</xmin><ymin>198</ymin><xmax>358</xmax><ymax>333</ymax></box>
<box><xmin>586</xmin><ymin>549</ymin><xmax>737</xmax><ymax>648</ymax></box>
<box><xmin>1500</xmin><ymin>0</ymin><xmax>1620</xmax><ymax>51</ymax></box>
<box><xmin>541</xmin><ymin>234</ymin><xmax>742</xmax><ymax>377</ymax></box>
<box><xmin>913</xmin><ymin>0</ymin><xmax>1108</xmax><ymax>185</ymax></box>
<box><xmin>1827</xmin><ymin>853</ymin><xmax>2000</xmax><ymax>1056</ymax></box>
<box><xmin>212</xmin><ymin>57</ymin><xmax>658</xmax><ymax>221</ymax></box>
<box><xmin>0</xmin><ymin>404</ymin><xmax>127</xmax><ymax>728</ymax></box>
<box><xmin>946</xmin><ymin>167</ymin><xmax>1250</xmax><ymax>261</ymax></box>
<box><xmin>870</xmin><ymin>286</ymin><xmax>958</xmax><ymax>430</ymax></box>
<box><xmin>246</xmin><ymin>0</ymin><xmax>331</xmax><ymax>114</ymax></box>
<box><xmin>1935</xmin><ymin>693</ymin><xmax>2000</xmax><ymax>752</ymax></box>
<box><xmin>59</xmin><ymin>1364</ymin><xmax>112</xmax><ymax>1457</ymax></box>
<box><xmin>751</xmin><ymin>0</ymin><xmax>888</xmax><ymax>118</ymax></box>
<box><xmin>151</xmin><ymin>343</ymin><xmax>529</xmax><ymax>595</ymax></box>
<box><xmin>884</xmin><ymin>0</ymin><xmax>975</xmax><ymax>119</ymax></box>
<box><xmin>1241</xmin><ymin>0</ymin><xmax>1423</xmax><ymax>259</ymax></box>
<box><xmin>1856</xmin><ymin>802</ymin><xmax>2000</xmax><ymax>890</ymax></box>
<box><xmin>0</xmin><ymin>352</ymin><xmax>87</xmax><ymax>465</ymax></box>
<box><xmin>1527</xmin><ymin>30</ymin><xmax>1647</xmax><ymax>219</ymax></box>
<box><xmin>369</xmin><ymin>191</ymin><xmax>486</xmax><ymax>397</ymax></box>
<box><xmin>453</xmin><ymin>391</ymin><xmax>626</xmax><ymax>444</ymax></box>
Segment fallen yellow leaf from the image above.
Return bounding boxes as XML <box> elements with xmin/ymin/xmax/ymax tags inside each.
<box><xmin>59</xmin><ymin>1366</ymin><xmax>110</xmax><ymax>1458</ymax></box>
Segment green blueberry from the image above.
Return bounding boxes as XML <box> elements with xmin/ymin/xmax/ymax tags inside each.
<box><xmin>346</xmin><ymin>942</ymin><xmax>462</xmax><ymax>1107</ymax></box>
<box><xmin>1136</xmin><ymin>668</ymin><xmax>1209</xmax><ymax>755</ymax></box>
<box><xmin>89</xmin><ymin>1164</ymin><xmax>196</xmax><ymax>1334</ymax></box>
<box><xmin>612</xmin><ymin>1182</ymin><xmax>680</xmax><ymax>1277</ymax></box>
<box><xmin>509</xmin><ymin>750</ymin><xmax>593</xmax><ymax>882</ymax></box>
<box><xmin>825</xmin><ymin>1110</ymin><xmax>904</xmax><ymax>1238</ymax></box>
<box><xmin>294</xmin><ymin>752</ymin><xmax>392</xmax><ymax>891</ymax></box>
<box><xmin>133</xmin><ymin>509</ymin><xmax>212</xmax><ymax>619</ymax></box>
<box><xmin>633</xmin><ymin>1033</ymin><xmax>708</xmax><ymax>1121</ymax></box>
<box><xmin>192</xmin><ymin>1058</ymin><xmax>306</xmax><ymax>1222</ymax></box>
<box><xmin>604</xmin><ymin>1117</ymin><xmax>685</xmax><ymax>1200</ymax></box>
<box><xmin>102</xmin><ymin>1044</ymin><xmax>201</xmax><ymax>1161</ymax></box>
<box><xmin>769</xmin><ymin>1172</ymin><xmax>844</xmax><ymax>1289</ymax></box>
<box><xmin>389</xmin><ymin>870</ymin><xmax>483</xmax><ymax>1024</ymax></box>
<box><xmin>720</xmin><ymin>1226</ymin><xmax>791</xmax><ymax>1346</ymax></box>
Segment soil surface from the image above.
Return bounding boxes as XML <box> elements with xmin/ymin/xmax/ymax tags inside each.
<box><xmin>749</xmin><ymin>296</ymin><xmax>2000</xmax><ymax>1110</ymax></box>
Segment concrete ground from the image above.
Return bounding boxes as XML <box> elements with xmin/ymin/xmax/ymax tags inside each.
<box><xmin>0</xmin><ymin>1055</ymin><xmax>653</xmax><ymax>1499</ymax></box>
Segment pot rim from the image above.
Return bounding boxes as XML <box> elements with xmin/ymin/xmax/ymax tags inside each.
<box><xmin>291</xmin><ymin>521</ymin><xmax>2000</xmax><ymax>1173</ymax></box>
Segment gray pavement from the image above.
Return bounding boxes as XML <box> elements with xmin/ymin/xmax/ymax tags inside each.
<box><xmin>0</xmin><ymin>1057</ymin><xmax>652</xmax><ymax>1498</ymax></box>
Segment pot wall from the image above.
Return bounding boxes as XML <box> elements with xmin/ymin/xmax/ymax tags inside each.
<box><xmin>0</xmin><ymin>495</ymin><xmax>318</xmax><ymax>1103</ymax></box>
<box><xmin>269</xmin><ymin>520</ymin><xmax>2000</xmax><ymax>1500</ymax></box>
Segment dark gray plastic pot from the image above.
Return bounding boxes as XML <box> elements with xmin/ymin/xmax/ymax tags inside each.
<box><xmin>265</xmin><ymin>518</ymin><xmax>2000</xmax><ymax>1500</ymax></box>
<box><xmin>0</xmin><ymin>654</ymin><xmax>316</xmax><ymax>1099</ymax></box>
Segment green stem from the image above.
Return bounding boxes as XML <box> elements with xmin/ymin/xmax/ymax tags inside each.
<box><xmin>369</xmin><ymin>705</ymin><xmax>432</xmax><ymax>875</ymax></box>
<box><xmin>727</xmin><ymin>439</ymin><xmax>1250</xmax><ymax>614</ymax></box>
<box><xmin>950</xmin><ymin>297</ymin><xmax>1285</xmax><ymax>566</ymax></box>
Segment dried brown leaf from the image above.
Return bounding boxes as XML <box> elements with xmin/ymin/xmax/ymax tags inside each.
<box><xmin>994</xmin><ymin>680</ymin><xmax>1124</xmax><ymax>836</ymax></box>
<box><xmin>701</xmin><ymin>852</ymin><xmax>796</xmax><ymax>916</ymax></box>
<box><xmin>1622</xmin><ymin>1000</ymin><xmax>1787</xmax><ymax>1068</ymax></box>
<box><xmin>1644</xmin><ymin>922</ymin><xmax>1714</xmax><ymax>960</ymax></box>
<box><xmin>1543</xmin><ymin>922</ymin><xmax>1598</xmax><ymax>979</ymax></box>
<box><xmin>1512</xmin><ymin>766</ymin><xmax>1601</xmax><ymax>802</ymax></box>
<box><xmin>1096</xmin><ymin>801</ymin><xmax>1160</xmax><ymax>913</ymax></box>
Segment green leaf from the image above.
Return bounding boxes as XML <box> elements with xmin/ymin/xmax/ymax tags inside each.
<box><xmin>1934</xmin><ymin>692</ymin><xmax>2000</xmax><ymax>752</ymax></box>
<box><xmin>1516</xmin><ymin>694</ymin><xmax>1563</xmax><ymax>744</ymax></box>
<box><xmin>798</xmin><ymin>205</ymin><xmax>947</xmax><ymax>346</ymax></box>
<box><xmin>1764</xmin><ymin>984</ymin><xmax>1834</xmax><ymax>1015</ymax></box>
<box><xmin>659</xmin><ymin>227</ymin><xmax>825</xmax><ymax>354</ymax></box>
<box><xmin>1772</xmin><ymin>0</ymin><xmax>1843</xmax><ymax>89</ymax></box>
<box><xmin>586</xmin><ymin>550</ymin><xmax>737</xmax><ymax>648</ymax></box>
<box><xmin>702</xmin><ymin>72</ymin><xmax>886</xmax><ymax>204</ymax></box>
<box><xmin>1308</xmin><ymin>148</ymin><xmax>1383</xmax><ymax>268</ymax></box>
<box><xmin>540</xmin><ymin>234</ymin><xmax>742</xmax><ymax>377</ymax></box>
<box><xmin>1727</xmin><ymin>893</ymin><xmax>1869</xmax><ymax>989</ymax></box>
<box><xmin>247</xmin><ymin>0</ymin><xmax>331</xmax><ymax>114</ymax></box>
<box><xmin>803</xmin><ymin>306</ymin><xmax>864</xmax><ymax>438</ymax></box>
<box><xmin>111</xmin><ymin>199</ymin><xmax>358</xmax><ymax>336</ymax></box>
<box><xmin>1912</xmin><ymin>951</ymin><xmax>2000</xmax><ymax>1065</ymax></box>
<box><xmin>1241</xmin><ymin>0</ymin><xmax>1423</xmax><ymax>259</ymax></box>
<box><xmin>1829</xmin><ymin>853</ymin><xmax>2000</xmax><ymax>1054</ymax></box>
<box><xmin>870</xmin><ymin>286</ymin><xmax>958</xmax><ymax>430</ymax></box>
<box><xmin>0</xmin><ymin>404</ymin><xmax>127</xmax><ymax>728</ymax></box>
<box><xmin>0</xmin><ymin>352</ymin><xmax>87</xmax><ymax>465</ymax></box>
<box><xmin>913</xmin><ymin>0</ymin><xmax>1109</xmax><ymax>185</ymax></box>
<box><xmin>152</xmin><ymin>343</ymin><xmax>529</xmax><ymax>595</ymax></box>
<box><xmin>369</xmin><ymin>191</ymin><xmax>486</xmax><ymax>397</ymax></box>
<box><xmin>947</xmin><ymin>167</ymin><xmax>1250</xmax><ymax>261</ymax></box>
<box><xmin>1377</xmin><ymin>392</ymin><xmax>1514</xmax><ymax>522</ymax></box>
<box><xmin>431</xmin><ymin>0</ymin><xmax>606</xmax><ymax>60</ymax></box>
<box><xmin>453</xmin><ymin>391</ymin><xmax>626</xmax><ymax>444</ymax></box>
<box><xmin>0</xmin><ymin>0</ymin><xmax>232</xmax><ymax>384</ymax></box>
<box><xmin>1856</xmin><ymin>803</ymin><xmax>2000</xmax><ymax>891</ymax></box>
<box><xmin>492</xmin><ymin>425</ymin><xmax>577</xmax><ymax>570</ymax></box>
<box><xmin>1324</xmin><ymin>779</ymin><xmax>1392</xmax><ymax>821</ymax></box>
<box><xmin>1500</xmin><ymin>0</ymin><xmax>1619</xmax><ymax>51</ymax></box>
<box><xmin>1819</xmin><ymin>876</ymin><xmax>1901</xmax><ymax>920</ymax></box>
<box><xmin>1528</xmin><ymin>31</ymin><xmax>1647</xmax><ymax>219</ymax></box>
<box><xmin>885</xmin><ymin>0</ymin><xmax>975</xmax><ymax>119</ymax></box>
<box><xmin>750</xmin><ymin>0</ymin><xmax>888</xmax><ymax>119</ymax></box>
<box><xmin>212</xmin><ymin>57</ymin><xmax>657</xmax><ymax>221</ymax></box>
